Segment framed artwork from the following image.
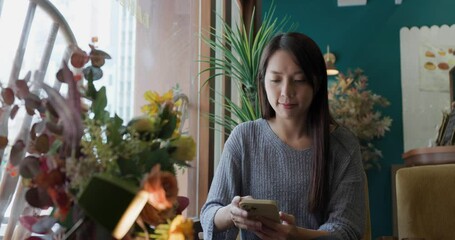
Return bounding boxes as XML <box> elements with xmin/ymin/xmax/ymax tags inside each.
<box><xmin>419</xmin><ymin>43</ymin><xmax>455</xmax><ymax>92</ymax></box>
<box><xmin>436</xmin><ymin>109</ymin><xmax>455</xmax><ymax>146</ymax></box>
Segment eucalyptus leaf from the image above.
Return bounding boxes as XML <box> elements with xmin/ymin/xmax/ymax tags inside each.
<box><xmin>45</xmin><ymin>100</ymin><xmax>59</xmax><ymax>119</ymax></box>
<box><xmin>25</xmin><ymin>93</ymin><xmax>42</xmax><ymax>111</ymax></box>
<box><xmin>10</xmin><ymin>140</ymin><xmax>25</xmax><ymax>166</ymax></box>
<box><xmin>25</xmin><ymin>105</ymin><xmax>35</xmax><ymax>115</ymax></box>
<box><xmin>2</xmin><ymin>88</ymin><xmax>15</xmax><ymax>105</ymax></box>
<box><xmin>56</xmin><ymin>69</ymin><xmax>65</xmax><ymax>83</ymax></box>
<box><xmin>25</xmin><ymin>187</ymin><xmax>53</xmax><ymax>209</ymax></box>
<box><xmin>31</xmin><ymin>121</ymin><xmax>47</xmax><ymax>140</ymax></box>
<box><xmin>83</xmin><ymin>66</ymin><xmax>103</xmax><ymax>81</ymax></box>
<box><xmin>35</xmin><ymin>134</ymin><xmax>50</xmax><ymax>154</ymax></box>
<box><xmin>10</xmin><ymin>104</ymin><xmax>19</xmax><ymax>119</ymax></box>
<box><xmin>15</xmin><ymin>78</ymin><xmax>30</xmax><ymax>99</ymax></box>
<box><xmin>45</xmin><ymin>121</ymin><xmax>63</xmax><ymax>135</ymax></box>
<box><xmin>0</xmin><ymin>136</ymin><xmax>7</xmax><ymax>149</ymax></box>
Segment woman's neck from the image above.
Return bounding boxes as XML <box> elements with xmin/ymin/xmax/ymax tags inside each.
<box><xmin>267</xmin><ymin>118</ymin><xmax>312</xmax><ymax>150</ymax></box>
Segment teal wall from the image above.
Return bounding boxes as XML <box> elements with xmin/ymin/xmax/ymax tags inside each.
<box><xmin>262</xmin><ymin>0</ymin><xmax>455</xmax><ymax>238</ymax></box>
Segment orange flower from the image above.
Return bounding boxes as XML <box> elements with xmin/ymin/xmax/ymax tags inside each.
<box><xmin>47</xmin><ymin>187</ymin><xmax>71</xmax><ymax>220</ymax></box>
<box><xmin>142</xmin><ymin>164</ymin><xmax>178</xmax><ymax>211</ymax></box>
<box><xmin>140</xmin><ymin>203</ymin><xmax>164</xmax><ymax>226</ymax></box>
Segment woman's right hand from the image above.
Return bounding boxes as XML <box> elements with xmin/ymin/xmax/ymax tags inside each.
<box><xmin>228</xmin><ymin>196</ymin><xmax>262</xmax><ymax>231</ymax></box>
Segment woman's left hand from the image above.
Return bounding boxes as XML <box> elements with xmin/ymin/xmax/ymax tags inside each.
<box><xmin>252</xmin><ymin>211</ymin><xmax>298</xmax><ymax>240</ymax></box>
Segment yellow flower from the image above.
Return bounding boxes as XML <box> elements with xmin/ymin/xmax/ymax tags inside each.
<box><xmin>144</xmin><ymin>90</ymin><xmax>174</xmax><ymax>105</ymax></box>
<box><xmin>170</xmin><ymin>136</ymin><xmax>196</xmax><ymax>161</ymax></box>
<box><xmin>141</xmin><ymin>103</ymin><xmax>159</xmax><ymax>116</ymax></box>
<box><xmin>169</xmin><ymin>215</ymin><xmax>194</xmax><ymax>240</ymax></box>
<box><xmin>142</xmin><ymin>90</ymin><xmax>176</xmax><ymax>117</ymax></box>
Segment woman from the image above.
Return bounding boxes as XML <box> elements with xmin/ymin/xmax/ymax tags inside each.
<box><xmin>200</xmin><ymin>32</ymin><xmax>365</xmax><ymax>240</ymax></box>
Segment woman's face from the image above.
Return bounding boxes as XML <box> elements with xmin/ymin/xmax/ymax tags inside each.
<box><xmin>264</xmin><ymin>50</ymin><xmax>314</xmax><ymax>121</ymax></box>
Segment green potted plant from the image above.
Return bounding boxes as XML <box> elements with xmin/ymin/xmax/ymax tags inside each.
<box><xmin>199</xmin><ymin>3</ymin><xmax>295</xmax><ymax>133</ymax></box>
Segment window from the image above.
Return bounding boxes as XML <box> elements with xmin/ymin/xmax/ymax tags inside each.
<box><xmin>0</xmin><ymin>0</ymin><xmax>224</xmax><ymax>237</ymax></box>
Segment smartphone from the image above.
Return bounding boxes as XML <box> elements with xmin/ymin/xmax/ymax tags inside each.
<box><xmin>239</xmin><ymin>199</ymin><xmax>280</xmax><ymax>223</ymax></box>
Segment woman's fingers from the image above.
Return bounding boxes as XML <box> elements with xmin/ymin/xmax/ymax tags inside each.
<box><xmin>229</xmin><ymin>196</ymin><xmax>263</xmax><ymax>230</ymax></box>
<box><xmin>279</xmin><ymin>211</ymin><xmax>296</xmax><ymax>225</ymax></box>
<box><xmin>253</xmin><ymin>227</ymin><xmax>286</xmax><ymax>240</ymax></box>
<box><xmin>232</xmin><ymin>215</ymin><xmax>261</xmax><ymax>230</ymax></box>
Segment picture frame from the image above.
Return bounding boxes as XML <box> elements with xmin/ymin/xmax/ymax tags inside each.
<box><xmin>437</xmin><ymin>107</ymin><xmax>455</xmax><ymax>146</ymax></box>
<box><xmin>435</xmin><ymin>66</ymin><xmax>455</xmax><ymax>146</ymax></box>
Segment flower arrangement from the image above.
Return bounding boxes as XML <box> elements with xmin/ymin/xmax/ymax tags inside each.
<box><xmin>1</xmin><ymin>44</ymin><xmax>195</xmax><ymax>239</ymax></box>
<box><xmin>328</xmin><ymin>68</ymin><xmax>392</xmax><ymax>170</ymax></box>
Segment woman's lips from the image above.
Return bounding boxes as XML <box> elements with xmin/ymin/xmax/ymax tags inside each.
<box><xmin>280</xmin><ymin>103</ymin><xmax>296</xmax><ymax>109</ymax></box>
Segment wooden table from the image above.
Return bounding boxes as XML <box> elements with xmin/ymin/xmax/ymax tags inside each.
<box><xmin>402</xmin><ymin>145</ymin><xmax>455</xmax><ymax>166</ymax></box>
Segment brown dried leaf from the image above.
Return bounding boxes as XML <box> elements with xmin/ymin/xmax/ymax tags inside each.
<box><xmin>15</xmin><ymin>80</ymin><xmax>30</xmax><ymax>99</ymax></box>
<box><xmin>70</xmin><ymin>48</ymin><xmax>88</xmax><ymax>68</ymax></box>
<box><xmin>25</xmin><ymin>93</ymin><xmax>41</xmax><ymax>111</ymax></box>
<box><xmin>35</xmin><ymin>134</ymin><xmax>49</xmax><ymax>154</ymax></box>
<box><xmin>35</xmin><ymin>169</ymin><xmax>65</xmax><ymax>188</ymax></box>
<box><xmin>44</xmin><ymin>100</ymin><xmax>58</xmax><ymax>119</ymax></box>
<box><xmin>10</xmin><ymin>105</ymin><xmax>19</xmax><ymax>119</ymax></box>
<box><xmin>19</xmin><ymin>155</ymin><xmax>40</xmax><ymax>178</ymax></box>
<box><xmin>56</xmin><ymin>69</ymin><xmax>64</xmax><ymax>83</ymax></box>
<box><xmin>91</xmin><ymin>49</ymin><xmax>111</xmax><ymax>59</ymax></box>
<box><xmin>25</xmin><ymin>105</ymin><xmax>35</xmax><ymax>115</ymax></box>
<box><xmin>10</xmin><ymin>140</ymin><xmax>25</xmax><ymax>166</ymax></box>
<box><xmin>0</xmin><ymin>136</ymin><xmax>8</xmax><ymax>149</ymax></box>
<box><xmin>25</xmin><ymin>187</ymin><xmax>53</xmax><ymax>209</ymax></box>
<box><xmin>45</xmin><ymin>121</ymin><xmax>63</xmax><ymax>135</ymax></box>
<box><xmin>31</xmin><ymin>121</ymin><xmax>46</xmax><ymax>140</ymax></box>
<box><xmin>2</xmin><ymin>88</ymin><xmax>15</xmax><ymax>105</ymax></box>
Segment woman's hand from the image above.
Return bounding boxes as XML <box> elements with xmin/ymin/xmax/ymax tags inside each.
<box><xmin>228</xmin><ymin>196</ymin><xmax>262</xmax><ymax>231</ymax></box>
<box><xmin>214</xmin><ymin>195</ymin><xmax>261</xmax><ymax>231</ymax></box>
<box><xmin>252</xmin><ymin>212</ymin><xmax>298</xmax><ymax>240</ymax></box>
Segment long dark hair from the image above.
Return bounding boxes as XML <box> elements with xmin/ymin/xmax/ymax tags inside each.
<box><xmin>257</xmin><ymin>32</ymin><xmax>333</xmax><ymax>213</ymax></box>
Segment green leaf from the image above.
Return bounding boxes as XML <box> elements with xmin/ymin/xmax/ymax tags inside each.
<box><xmin>142</xmin><ymin>148</ymin><xmax>172</xmax><ymax>173</ymax></box>
<box><xmin>85</xmin><ymin>78</ymin><xmax>97</xmax><ymax>101</ymax></box>
<box><xmin>92</xmin><ymin>87</ymin><xmax>108</xmax><ymax>122</ymax></box>
<box><xmin>158</xmin><ymin>115</ymin><xmax>177</xmax><ymax>139</ymax></box>
<box><xmin>107</xmin><ymin>114</ymin><xmax>124</xmax><ymax>146</ymax></box>
<box><xmin>199</xmin><ymin>2</ymin><xmax>296</xmax><ymax>133</ymax></box>
<box><xmin>48</xmin><ymin>139</ymin><xmax>62</xmax><ymax>155</ymax></box>
<box><xmin>116</xmin><ymin>157</ymin><xmax>142</xmax><ymax>180</ymax></box>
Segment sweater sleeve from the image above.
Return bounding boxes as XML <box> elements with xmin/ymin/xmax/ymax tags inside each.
<box><xmin>318</xmin><ymin>133</ymin><xmax>366</xmax><ymax>240</ymax></box>
<box><xmin>200</xmin><ymin>125</ymin><xmax>243</xmax><ymax>239</ymax></box>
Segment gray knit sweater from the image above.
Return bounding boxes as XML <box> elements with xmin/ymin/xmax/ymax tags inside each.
<box><xmin>200</xmin><ymin>119</ymin><xmax>365</xmax><ymax>240</ymax></box>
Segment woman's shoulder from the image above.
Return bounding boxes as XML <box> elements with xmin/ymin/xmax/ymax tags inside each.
<box><xmin>330</xmin><ymin>125</ymin><xmax>360</xmax><ymax>152</ymax></box>
<box><xmin>232</xmin><ymin>118</ymin><xmax>267</xmax><ymax>134</ymax></box>
<box><xmin>224</xmin><ymin>119</ymin><xmax>267</xmax><ymax>151</ymax></box>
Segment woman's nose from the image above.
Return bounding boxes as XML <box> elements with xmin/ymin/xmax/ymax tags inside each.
<box><xmin>281</xmin><ymin>81</ymin><xmax>295</xmax><ymax>97</ymax></box>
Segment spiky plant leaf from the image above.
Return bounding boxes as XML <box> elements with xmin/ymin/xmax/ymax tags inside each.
<box><xmin>200</xmin><ymin>3</ymin><xmax>296</xmax><ymax>133</ymax></box>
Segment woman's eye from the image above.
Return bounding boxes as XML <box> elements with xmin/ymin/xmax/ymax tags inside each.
<box><xmin>294</xmin><ymin>79</ymin><xmax>305</xmax><ymax>83</ymax></box>
<box><xmin>270</xmin><ymin>79</ymin><xmax>280</xmax><ymax>83</ymax></box>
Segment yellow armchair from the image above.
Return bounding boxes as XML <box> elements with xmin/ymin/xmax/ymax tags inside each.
<box><xmin>395</xmin><ymin>163</ymin><xmax>455</xmax><ymax>239</ymax></box>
